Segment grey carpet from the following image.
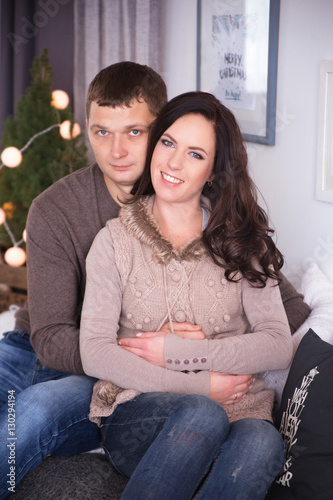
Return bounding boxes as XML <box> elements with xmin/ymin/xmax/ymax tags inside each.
<box><xmin>7</xmin><ymin>453</ymin><xmax>128</xmax><ymax>499</ymax></box>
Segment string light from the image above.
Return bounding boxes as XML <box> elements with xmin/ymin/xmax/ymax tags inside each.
<box><xmin>0</xmin><ymin>147</ymin><xmax>23</xmax><ymax>168</ymax></box>
<box><xmin>51</xmin><ymin>90</ymin><xmax>70</xmax><ymax>110</ymax></box>
<box><xmin>0</xmin><ymin>208</ymin><xmax>6</xmax><ymax>225</ymax></box>
<box><xmin>4</xmin><ymin>247</ymin><xmax>26</xmax><ymax>267</ymax></box>
<box><xmin>0</xmin><ymin>209</ymin><xmax>27</xmax><ymax>266</ymax></box>
<box><xmin>59</xmin><ymin>120</ymin><xmax>81</xmax><ymax>140</ymax></box>
<box><xmin>0</xmin><ymin>89</ymin><xmax>80</xmax><ymax>266</ymax></box>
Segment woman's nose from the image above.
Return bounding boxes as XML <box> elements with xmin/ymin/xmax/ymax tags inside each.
<box><xmin>168</xmin><ymin>149</ymin><xmax>183</xmax><ymax>170</ymax></box>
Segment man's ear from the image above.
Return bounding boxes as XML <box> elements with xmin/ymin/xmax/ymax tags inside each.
<box><xmin>86</xmin><ymin>119</ymin><xmax>89</xmax><ymax>132</ymax></box>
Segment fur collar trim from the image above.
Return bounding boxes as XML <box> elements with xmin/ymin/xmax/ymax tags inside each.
<box><xmin>119</xmin><ymin>196</ymin><xmax>207</xmax><ymax>265</ymax></box>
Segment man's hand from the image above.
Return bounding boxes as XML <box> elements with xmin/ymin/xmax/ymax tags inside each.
<box><xmin>160</xmin><ymin>321</ymin><xmax>205</xmax><ymax>340</ymax></box>
<box><xmin>209</xmin><ymin>372</ymin><xmax>253</xmax><ymax>406</ymax></box>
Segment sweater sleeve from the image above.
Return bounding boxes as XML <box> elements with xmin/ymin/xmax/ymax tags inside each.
<box><xmin>164</xmin><ymin>275</ymin><xmax>293</xmax><ymax>375</ymax></box>
<box><xmin>80</xmin><ymin>227</ymin><xmax>210</xmax><ymax>396</ymax></box>
<box><xmin>27</xmin><ymin>201</ymin><xmax>84</xmax><ymax>375</ymax></box>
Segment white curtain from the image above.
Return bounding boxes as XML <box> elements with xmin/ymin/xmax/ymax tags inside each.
<box><xmin>73</xmin><ymin>0</ymin><xmax>161</xmax><ymax>131</ymax></box>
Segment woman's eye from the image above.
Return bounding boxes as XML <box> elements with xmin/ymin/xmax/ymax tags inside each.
<box><xmin>98</xmin><ymin>130</ymin><xmax>108</xmax><ymax>136</ymax></box>
<box><xmin>129</xmin><ymin>129</ymin><xmax>141</xmax><ymax>137</ymax></box>
<box><xmin>190</xmin><ymin>151</ymin><xmax>203</xmax><ymax>160</ymax></box>
<box><xmin>162</xmin><ymin>139</ymin><xmax>173</xmax><ymax>147</ymax></box>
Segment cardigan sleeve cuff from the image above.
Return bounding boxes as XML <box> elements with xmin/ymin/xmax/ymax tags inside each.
<box><xmin>164</xmin><ymin>334</ymin><xmax>211</xmax><ymax>372</ymax></box>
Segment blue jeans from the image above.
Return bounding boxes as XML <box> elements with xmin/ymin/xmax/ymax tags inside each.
<box><xmin>0</xmin><ymin>330</ymin><xmax>100</xmax><ymax>500</ymax></box>
<box><xmin>102</xmin><ymin>393</ymin><xmax>285</xmax><ymax>500</ymax></box>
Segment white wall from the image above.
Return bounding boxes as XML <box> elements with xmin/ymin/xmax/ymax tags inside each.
<box><xmin>160</xmin><ymin>0</ymin><xmax>333</xmax><ymax>286</ymax></box>
<box><xmin>160</xmin><ymin>0</ymin><xmax>198</xmax><ymax>96</ymax></box>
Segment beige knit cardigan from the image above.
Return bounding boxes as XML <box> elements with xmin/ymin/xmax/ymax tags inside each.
<box><xmin>80</xmin><ymin>196</ymin><xmax>292</xmax><ymax>424</ymax></box>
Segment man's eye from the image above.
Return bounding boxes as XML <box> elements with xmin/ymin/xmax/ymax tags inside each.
<box><xmin>98</xmin><ymin>130</ymin><xmax>108</xmax><ymax>136</ymax></box>
<box><xmin>129</xmin><ymin>130</ymin><xmax>141</xmax><ymax>137</ymax></box>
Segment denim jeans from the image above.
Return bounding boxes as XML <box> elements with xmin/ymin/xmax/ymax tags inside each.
<box><xmin>0</xmin><ymin>330</ymin><xmax>100</xmax><ymax>500</ymax></box>
<box><xmin>102</xmin><ymin>393</ymin><xmax>285</xmax><ymax>500</ymax></box>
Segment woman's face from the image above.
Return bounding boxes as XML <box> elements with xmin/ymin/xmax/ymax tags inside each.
<box><xmin>150</xmin><ymin>113</ymin><xmax>216</xmax><ymax>206</ymax></box>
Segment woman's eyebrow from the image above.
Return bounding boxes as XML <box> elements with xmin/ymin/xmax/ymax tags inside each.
<box><xmin>162</xmin><ymin>132</ymin><xmax>207</xmax><ymax>155</ymax></box>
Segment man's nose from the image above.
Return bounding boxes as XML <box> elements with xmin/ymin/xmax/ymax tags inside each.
<box><xmin>111</xmin><ymin>135</ymin><xmax>127</xmax><ymax>158</ymax></box>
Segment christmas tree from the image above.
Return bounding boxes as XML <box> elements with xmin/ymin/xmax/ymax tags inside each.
<box><xmin>0</xmin><ymin>49</ymin><xmax>88</xmax><ymax>248</ymax></box>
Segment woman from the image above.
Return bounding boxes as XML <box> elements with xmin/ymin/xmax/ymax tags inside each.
<box><xmin>80</xmin><ymin>91</ymin><xmax>292</xmax><ymax>499</ymax></box>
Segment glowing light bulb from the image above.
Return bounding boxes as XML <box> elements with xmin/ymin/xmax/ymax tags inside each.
<box><xmin>0</xmin><ymin>208</ymin><xmax>6</xmax><ymax>225</ymax></box>
<box><xmin>1</xmin><ymin>147</ymin><xmax>22</xmax><ymax>168</ymax></box>
<box><xmin>4</xmin><ymin>247</ymin><xmax>26</xmax><ymax>267</ymax></box>
<box><xmin>2</xmin><ymin>202</ymin><xmax>15</xmax><ymax>220</ymax></box>
<box><xmin>59</xmin><ymin>120</ymin><xmax>81</xmax><ymax>140</ymax></box>
<box><xmin>51</xmin><ymin>90</ymin><xmax>70</xmax><ymax>109</ymax></box>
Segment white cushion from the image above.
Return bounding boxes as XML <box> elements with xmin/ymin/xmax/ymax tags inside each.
<box><xmin>263</xmin><ymin>262</ymin><xmax>333</xmax><ymax>406</ymax></box>
<box><xmin>0</xmin><ymin>305</ymin><xmax>19</xmax><ymax>337</ymax></box>
<box><xmin>295</xmin><ymin>262</ymin><xmax>333</xmax><ymax>344</ymax></box>
<box><xmin>319</xmin><ymin>254</ymin><xmax>333</xmax><ymax>285</ymax></box>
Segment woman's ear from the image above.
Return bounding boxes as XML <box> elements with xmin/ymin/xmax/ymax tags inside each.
<box><xmin>207</xmin><ymin>173</ymin><xmax>214</xmax><ymax>183</ymax></box>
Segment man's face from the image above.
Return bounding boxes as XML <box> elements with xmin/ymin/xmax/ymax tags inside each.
<box><xmin>87</xmin><ymin>100</ymin><xmax>156</xmax><ymax>202</ymax></box>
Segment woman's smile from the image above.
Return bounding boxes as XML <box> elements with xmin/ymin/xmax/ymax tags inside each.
<box><xmin>161</xmin><ymin>171</ymin><xmax>184</xmax><ymax>184</ymax></box>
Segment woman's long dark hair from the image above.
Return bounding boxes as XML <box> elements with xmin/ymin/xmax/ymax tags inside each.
<box><xmin>131</xmin><ymin>91</ymin><xmax>284</xmax><ymax>287</ymax></box>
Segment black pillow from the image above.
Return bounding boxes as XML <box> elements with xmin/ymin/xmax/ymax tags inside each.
<box><xmin>266</xmin><ymin>329</ymin><xmax>333</xmax><ymax>500</ymax></box>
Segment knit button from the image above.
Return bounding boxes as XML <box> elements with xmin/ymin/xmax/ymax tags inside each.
<box><xmin>216</xmin><ymin>291</ymin><xmax>223</xmax><ymax>299</ymax></box>
<box><xmin>145</xmin><ymin>278</ymin><xmax>152</xmax><ymax>286</ymax></box>
<box><xmin>209</xmin><ymin>317</ymin><xmax>215</xmax><ymax>324</ymax></box>
<box><xmin>224</xmin><ymin>314</ymin><xmax>231</xmax><ymax>322</ymax></box>
<box><xmin>143</xmin><ymin>317</ymin><xmax>151</xmax><ymax>324</ymax></box>
<box><xmin>174</xmin><ymin>310</ymin><xmax>186</xmax><ymax>322</ymax></box>
<box><xmin>126</xmin><ymin>313</ymin><xmax>133</xmax><ymax>320</ymax></box>
<box><xmin>136</xmin><ymin>324</ymin><xmax>142</xmax><ymax>330</ymax></box>
<box><xmin>129</xmin><ymin>276</ymin><xmax>137</xmax><ymax>284</ymax></box>
<box><xmin>214</xmin><ymin>326</ymin><xmax>220</xmax><ymax>333</ymax></box>
<box><xmin>208</xmin><ymin>279</ymin><xmax>215</xmax><ymax>287</ymax></box>
<box><xmin>175</xmin><ymin>359</ymin><xmax>181</xmax><ymax>365</ymax></box>
<box><xmin>166</xmin><ymin>359</ymin><xmax>173</xmax><ymax>364</ymax></box>
<box><xmin>184</xmin><ymin>359</ymin><xmax>189</xmax><ymax>365</ymax></box>
<box><xmin>201</xmin><ymin>358</ymin><xmax>207</xmax><ymax>363</ymax></box>
<box><xmin>171</xmin><ymin>271</ymin><xmax>181</xmax><ymax>282</ymax></box>
<box><xmin>221</xmin><ymin>278</ymin><xmax>227</xmax><ymax>285</ymax></box>
<box><xmin>193</xmin><ymin>358</ymin><xmax>198</xmax><ymax>363</ymax></box>
<box><xmin>135</xmin><ymin>291</ymin><xmax>142</xmax><ymax>298</ymax></box>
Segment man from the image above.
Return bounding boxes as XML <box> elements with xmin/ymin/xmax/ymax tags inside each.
<box><xmin>0</xmin><ymin>61</ymin><xmax>167</xmax><ymax>498</ymax></box>
<box><xmin>0</xmin><ymin>61</ymin><xmax>310</xmax><ymax>498</ymax></box>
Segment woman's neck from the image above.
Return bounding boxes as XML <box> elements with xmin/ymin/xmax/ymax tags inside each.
<box><xmin>152</xmin><ymin>198</ymin><xmax>203</xmax><ymax>250</ymax></box>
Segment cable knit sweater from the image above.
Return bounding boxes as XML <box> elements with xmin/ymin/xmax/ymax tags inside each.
<box><xmin>81</xmin><ymin>196</ymin><xmax>293</xmax><ymax>423</ymax></box>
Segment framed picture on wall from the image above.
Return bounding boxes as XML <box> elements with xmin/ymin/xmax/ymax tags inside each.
<box><xmin>197</xmin><ymin>0</ymin><xmax>280</xmax><ymax>145</ymax></box>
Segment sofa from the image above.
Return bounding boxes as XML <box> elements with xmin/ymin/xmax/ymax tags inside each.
<box><xmin>1</xmin><ymin>258</ymin><xmax>333</xmax><ymax>499</ymax></box>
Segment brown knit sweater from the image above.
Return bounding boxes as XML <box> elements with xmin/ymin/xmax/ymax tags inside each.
<box><xmin>15</xmin><ymin>163</ymin><xmax>120</xmax><ymax>374</ymax></box>
<box><xmin>81</xmin><ymin>196</ymin><xmax>293</xmax><ymax>424</ymax></box>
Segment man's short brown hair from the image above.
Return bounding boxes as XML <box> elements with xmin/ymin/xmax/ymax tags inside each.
<box><xmin>86</xmin><ymin>61</ymin><xmax>167</xmax><ymax>118</ymax></box>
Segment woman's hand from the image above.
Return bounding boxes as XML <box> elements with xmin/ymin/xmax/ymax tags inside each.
<box><xmin>118</xmin><ymin>331</ymin><xmax>167</xmax><ymax>367</ymax></box>
<box><xmin>160</xmin><ymin>321</ymin><xmax>205</xmax><ymax>340</ymax></box>
<box><xmin>209</xmin><ymin>372</ymin><xmax>254</xmax><ymax>406</ymax></box>
<box><xmin>118</xmin><ymin>322</ymin><xmax>205</xmax><ymax>367</ymax></box>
